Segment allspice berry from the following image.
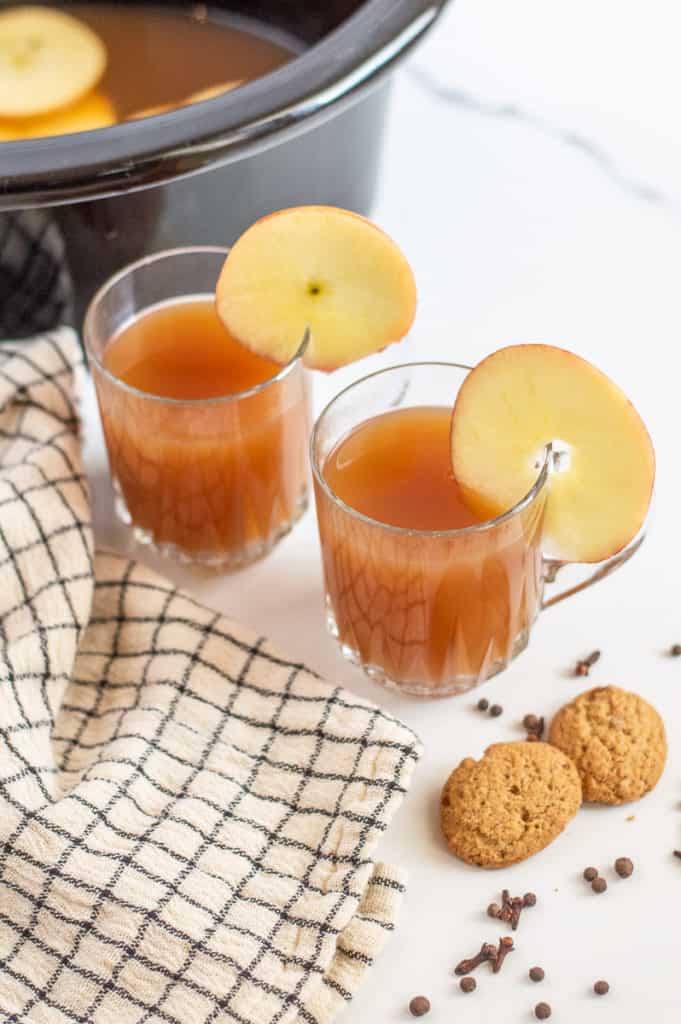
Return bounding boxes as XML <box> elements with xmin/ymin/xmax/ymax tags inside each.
<box><xmin>529</xmin><ymin>967</ymin><xmax>545</xmax><ymax>983</ymax></box>
<box><xmin>614</xmin><ymin>856</ymin><xmax>634</xmax><ymax>878</ymax></box>
<box><xmin>583</xmin><ymin>866</ymin><xmax>598</xmax><ymax>882</ymax></box>
<box><xmin>591</xmin><ymin>876</ymin><xmax>607</xmax><ymax>894</ymax></box>
<box><xmin>460</xmin><ymin>977</ymin><xmax>476</xmax><ymax>994</ymax></box>
<box><xmin>535</xmin><ymin>1002</ymin><xmax>552</xmax><ymax>1020</ymax></box>
<box><xmin>409</xmin><ymin>996</ymin><xmax>430</xmax><ymax>1017</ymax></box>
<box><xmin>594</xmin><ymin>980</ymin><xmax>610</xmax><ymax>996</ymax></box>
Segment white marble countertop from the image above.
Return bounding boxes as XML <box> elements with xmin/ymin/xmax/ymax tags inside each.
<box><xmin>83</xmin><ymin>2</ymin><xmax>681</xmax><ymax>1021</ymax></box>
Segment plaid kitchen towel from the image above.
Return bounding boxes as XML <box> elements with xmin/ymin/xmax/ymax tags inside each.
<box><xmin>0</xmin><ymin>330</ymin><xmax>421</xmax><ymax>1024</ymax></box>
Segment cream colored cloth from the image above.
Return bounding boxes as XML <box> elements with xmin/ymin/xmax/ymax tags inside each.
<box><xmin>0</xmin><ymin>331</ymin><xmax>421</xmax><ymax>1024</ymax></box>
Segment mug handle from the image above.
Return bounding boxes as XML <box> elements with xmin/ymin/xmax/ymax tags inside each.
<box><xmin>541</xmin><ymin>531</ymin><xmax>645</xmax><ymax>610</ymax></box>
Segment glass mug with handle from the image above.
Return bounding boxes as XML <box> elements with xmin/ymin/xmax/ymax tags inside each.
<box><xmin>311</xmin><ymin>362</ymin><xmax>644</xmax><ymax>698</ymax></box>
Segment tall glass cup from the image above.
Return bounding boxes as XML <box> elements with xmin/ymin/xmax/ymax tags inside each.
<box><xmin>85</xmin><ymin>247</ymin><xmax>310</xmax><ymax>567</ymax></box>
<box><xmin>311</xmin><ymin>363</ymin><xmax>642</xmax><ymax>697</ymax></box>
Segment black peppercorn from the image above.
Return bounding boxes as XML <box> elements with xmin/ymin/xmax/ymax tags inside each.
<box><xmin>477</xmin><ymin>698</ymin><xmax>489</xmax><ymax>711</ymax></box>
<box><xmin>614</xmin><ymin>856</ymin><xmax>634</xmax><ymax>878</ymax></box>
<box><xmin>489</xmin><ymin>704</ymin><xmax>503</xmax><ymax>717</ymax></box>
<box><xmin>409</xmin><ymin>996</ymin><xmax>430</xmax><ymax>1017</ymax></box>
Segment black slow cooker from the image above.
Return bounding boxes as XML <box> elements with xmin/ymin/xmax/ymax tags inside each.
<box><xmin>0</xmin><ymin>0</ymin><xmax>450</xmax><ymax>333</ymax></box>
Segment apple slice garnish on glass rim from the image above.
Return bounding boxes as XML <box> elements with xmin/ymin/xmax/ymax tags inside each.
<box><xmin>450</xmin><ymin>344</ymin><xmax>655</xmax><ymax>563</ymax></box>
<box><xmin>215</xmin><ymin>206</ymin><xmax>417</xmax><ymax>371</ymax></box>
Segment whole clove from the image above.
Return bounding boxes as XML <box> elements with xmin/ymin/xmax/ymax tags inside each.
<box><xmin>492</xmin><ymin>936</ymin><xmax>514</xmax><ymax>973</ymax></box>
<box><xmin>454</xmin><ymin>943</ymin><xmax>497</xmax><ymax>976</ymax></box>
<box><xmin>523</xmin><ymin>714</ymin><xmax>545</xmax><ymax>741</ymax></box>
<box><xmin>575</xmin><ymin>650</ymin><xmax>600</xmax><ymax>677</ymax></box>
<box><xmin>487</xmin><ymin>889</ymin><xmax>535</xmax><ymax>930</ymax></box>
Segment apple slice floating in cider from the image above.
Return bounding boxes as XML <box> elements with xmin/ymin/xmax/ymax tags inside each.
<box><xmin>215</xmin><ymin>206</ymin><xmax>417</xmax><ymax>371</ymax></box>
<box><xmin>0</xmin><ymin>6</ymin><xmax>107</xmax><ymax>118</ymax></box>
<box><xmin>450</xmin><ymin>344</ymin><xmax>655</xmax><ymax>563</ymax></box>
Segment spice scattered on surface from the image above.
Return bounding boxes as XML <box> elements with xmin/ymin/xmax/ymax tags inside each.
<box><xmin>523</xmin><ymin>714</ymin><xmax>545</xmax><ymax>741</ymax></box>
<box><xmin>591</xmin><ymin>877</ymin><xmax>607</xmax><ymax>894</ymax></box>
<box><xmin>535</xmin><ymin>1002</ymin><xmax>552</xmax><ymax>1020</ymax></box>
<box><xmin>492</xmin><ymin>936</ymin><xmax>514</xmax><ymax>973</ymax></box>
<box><xmin>670</xmin><ymin>644</ymin><xmax>681</xmax><ymax>657</ymax></box>
<box><xmin>490</xmin><ymin>703</ymin><xmax>503</xmax><ymax>717</ymax></box>
<box><xmin>674</xmin><ymin>850</ymin><xmax>681</xmax><ymax>860</ymax></box>
<box><xmin>583</xmin><ymin>866</ymin><xmax>599</xmax><ymax>882</ymax></box>
<box><xmin>614</xmin><ymin>856</ymin><xmax>634</xmax><ymax>878</ymax></box>
<box><xmin>477</xmin><ymin>698</ymin><xmax>490</xmax><ymax>711</ymax></box>
<box><xmin>487</xmin><ymin>889</ymin><xmax>535</xmax><ymax>930</ymax></box>
<box><xmin>575</xmin><ymin>650</ymin><xmax>601</xmax><ymax>676</ymax></box>
<box><xmin>529</xmin><ymin>966</ymin><xmax>545</xmax><ymax>983</ymax></box>
<box><xmin>455</xmin><ymin>943</ymin><xmax>497</xmax><ymax>976</ymax></box>
<box><xmin>594</xmin><ymin>980</ymin><xmax>610</xmax><ymax>996</ymax></box>
<box><xmin>409</xmin><ymin>996</ymin><xmax>431</xmax><ymax>1017</ymax></box>
<box><xmin>460</xmin><ymin>977</ymin><xmax>476</xmax><ymax>994</ymax></box>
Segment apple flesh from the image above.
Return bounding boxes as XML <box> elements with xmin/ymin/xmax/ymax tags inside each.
<box><xmin>215</xmin><ymin>206</ymin><xmax>417</xmax><ymax>371</ymax></box>
<box><xmin>0</xmin><ymin>91</ymin><xmax>115</xmax><ymax>141</ymax></box>
<box><xmin>450</xmin><ymin>344</ymin><xmax>655</xmax><ymax>563</ymax></box>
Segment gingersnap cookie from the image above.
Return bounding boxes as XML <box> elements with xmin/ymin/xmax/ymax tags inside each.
<box><xmin>548</xmin><ymin>685</ymin><xmax>666</xmax><ymax>804</ymax></box>
<box><xmin>440</xmin><ymin>741</ymin><xmax>582</xmax><ymax>868</ymax></box>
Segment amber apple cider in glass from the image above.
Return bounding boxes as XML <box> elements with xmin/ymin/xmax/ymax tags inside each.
<box><xmin>92</xmin><ymin>283</ymin><xmax>309</xmax><ymax>566</ymax></box>
<box><xmin>314</xmin><ymin>398</ymin><xmax>547</xmax><ymax>695</ymax></box>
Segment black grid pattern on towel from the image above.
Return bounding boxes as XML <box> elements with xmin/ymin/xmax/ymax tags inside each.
<box><xmin>0</xmin><ymin>212</ymin><xmax>73</xmax><ymax>340</ymax></box>
<box><xmin>0</xmin><ymin>332</ymin><xmax>420</xmax><ymax>1024</ymax></box>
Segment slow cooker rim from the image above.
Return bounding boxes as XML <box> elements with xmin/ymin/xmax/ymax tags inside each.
<box><xmin>0</xmin><ymin>0</ymin><xmax>450</xmax><ymax>207</ymax></box>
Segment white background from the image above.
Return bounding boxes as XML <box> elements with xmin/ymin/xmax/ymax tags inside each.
<box><xmin>82</xmin><ymin>1</ymin><xmax>681</xmax><ymax>1020</ymax></box>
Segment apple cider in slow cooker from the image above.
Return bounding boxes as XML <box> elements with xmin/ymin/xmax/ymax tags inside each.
<box><xmin>0</xmin><ymin>4</ymin><xmax>294</xmax><ymax>141</ymax></box>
